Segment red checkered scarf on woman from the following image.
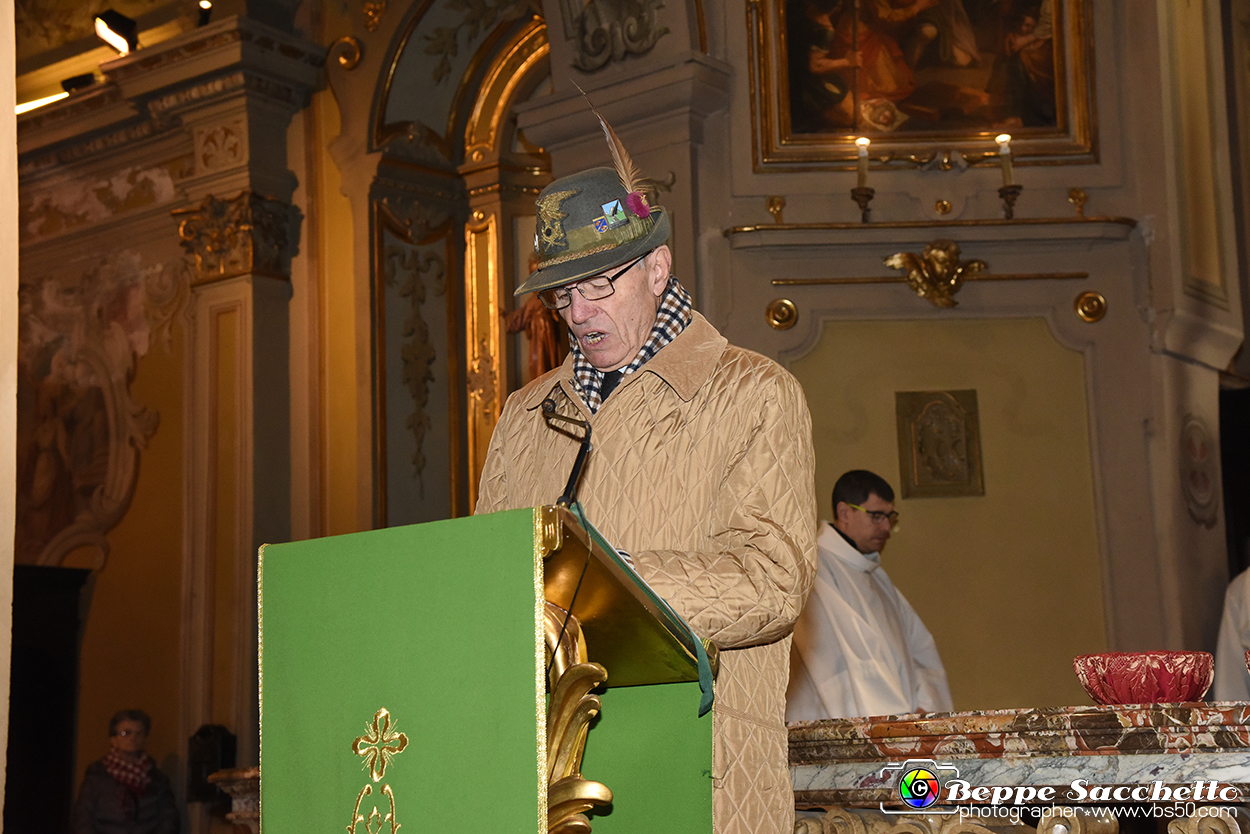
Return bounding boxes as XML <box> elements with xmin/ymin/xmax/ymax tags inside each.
<box><xmin>103</xmin><ymin>748</ymin><xmax>152</xmax><ymax>815</ymax></box>
<box><xmin>569</xmin><ymin>275</ymin><xmax>693</xmax><ymax>414</ymax></box>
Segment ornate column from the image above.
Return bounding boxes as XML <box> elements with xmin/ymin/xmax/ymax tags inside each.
<box><xmin>93</xmin><ymin>17</ymin><xmax>322</xmax><ymax>826</ymax></box>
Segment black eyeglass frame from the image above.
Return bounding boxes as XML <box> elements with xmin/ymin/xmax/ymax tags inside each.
<box><xmin>537</xmin><ymin>252</ymin><xmax>650</xmax><ymax>310</ymax></box>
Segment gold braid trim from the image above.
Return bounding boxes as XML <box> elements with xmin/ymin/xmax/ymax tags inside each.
<box><xmin>538</xmin><ymin>242</ymin><xmax>618</xmax><ymax>269</ymax></box>
<box><xmin>538</xmin><ymin>212</ymin><xmax>658</xmax><ymax>269</ymax></box>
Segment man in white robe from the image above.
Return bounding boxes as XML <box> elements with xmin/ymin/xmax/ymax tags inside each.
<box><xmin>787</xmin><ymin>469</ymin><xmax>952</xmax><ymax>721</ymax></box>
<box><xmin>1214</xmin><ymin>567</ymin><xmax>1250</xmax><ymax>701</ymax></box>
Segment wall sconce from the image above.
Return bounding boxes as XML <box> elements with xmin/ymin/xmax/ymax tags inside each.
<box><xmin>198</xmin><ymin>0</ymin><xmax>213</xmax><ymax>27</ymax></box>
<box><xmin>94</xmin><ymin>10</ymin><xmax>138</xmax><ymax>55</ymax></box>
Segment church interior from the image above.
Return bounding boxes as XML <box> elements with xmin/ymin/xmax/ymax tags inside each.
<box><xmin>5</xmin><ymin>0</ymin><xmax>1250</xmax><ymax>830</ymax></box>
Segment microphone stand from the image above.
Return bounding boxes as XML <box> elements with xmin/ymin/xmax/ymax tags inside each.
<box><xmin>542</xmin><ymin>400</ymin><xmax>592</xmax><ymax>508</ymax></box>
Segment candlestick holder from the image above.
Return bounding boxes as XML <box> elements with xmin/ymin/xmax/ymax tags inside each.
<box><xmin>997</xmin><ymin>184</ymin><xmax>1023</xmax><ymax>219</ymax></box>
<box><xmin>850</xmin><ymin>186</ymin><xmax>875</xmax><ymax>223</ymax></box>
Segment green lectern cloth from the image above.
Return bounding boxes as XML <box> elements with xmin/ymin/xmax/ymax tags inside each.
<box><xmin>260</xmin><ymin>507</ymin><xmax>712</xmax><ymax>833</ymax></box>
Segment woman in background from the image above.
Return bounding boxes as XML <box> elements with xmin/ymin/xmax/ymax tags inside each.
<box><xmin>71</xmin><ymin>709</ymin><xmax>179</xmax><ymax>834</ymax></box>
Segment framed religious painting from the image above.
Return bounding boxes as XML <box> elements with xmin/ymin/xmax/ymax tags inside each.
<box><xmin>747</xmin><ymin>0</ymin><xmax>1095</xmax><ymax>169</ymax></box>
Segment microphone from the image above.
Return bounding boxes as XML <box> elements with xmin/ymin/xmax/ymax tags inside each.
<box><xmin>541</xmin><ymin>399</ymin><xmax>592</xmax><ymax>508</ymax></box>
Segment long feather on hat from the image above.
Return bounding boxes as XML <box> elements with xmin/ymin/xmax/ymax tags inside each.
<box><xmin>575</xmin><ymin>83</ymin><xmax>658</xmax><ymax>210</ymax></box>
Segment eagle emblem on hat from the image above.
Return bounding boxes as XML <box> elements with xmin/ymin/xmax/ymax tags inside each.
<box><xmin>536</xmin><ymin>189</ymin><xmax>578</xmax><ymax>252</ymax></box>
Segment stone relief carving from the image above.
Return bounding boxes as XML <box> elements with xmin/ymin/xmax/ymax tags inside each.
<box><xmin>15</xmin><ymin>251</ymin><xmax>188</xmax><ymax>568</ymax></box>
<box><xmin>173</xmin><ymin>192</ymin><xmax>300</xmax><ymax>283</ymax></box>
<box><xmin>564</xmin><ymin>0</ymin><xmax>670</xmax><ymax>73</ymax></box>
<box><xmin>384</xmin><ymin>242</ymin><xmax>448</xmax><ymax>493</ymax></box>
<box><xmin>1180</xmin><ymin>414</ymin><xmax>1219</xmax><ymax>529</ymax></box>
<box><xmin>895</xmin><ymin>390</ymin><xmax>984</xmax><ymax>498</ymax></box>
<box><xmin>195</xmin><ymin>119</ymin><xmax>248</xmax><ymax>173</ymax></box>
<box><xmin>423</xmin><ymin>0</ymin><xmax>534</xmax><ymax>83</ymax></box>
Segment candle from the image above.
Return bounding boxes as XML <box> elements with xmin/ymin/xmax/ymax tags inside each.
<box><xmin>996</xmin><ymin>133</ymin><xmax>1014</xmax><ymax>186</ymax></box>
<box><xmin>856</xmin><ymin>137</ymin><xmax>870</xmax><ymax>189</ymax></box>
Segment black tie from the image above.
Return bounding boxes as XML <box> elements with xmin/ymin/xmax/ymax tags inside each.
<box><xmin>600</xmin><ymin>370</ymin><xmax>624</xmax><ymax>400</ymax></box>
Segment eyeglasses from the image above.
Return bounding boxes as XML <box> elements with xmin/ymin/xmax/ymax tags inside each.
<box><xmin>847</xmin><ymin>503</ymin><xmax>900</xmax><ymax>531</ymax></box>
<box><xmin>114</xmin><ymin>729</ymin><xmax>147</xmax><ymax>737</ymax></box>
<box><xmin>537</xmin><ymin>252</ymin><xmax>649</xmax><ymax>310</ymax></box>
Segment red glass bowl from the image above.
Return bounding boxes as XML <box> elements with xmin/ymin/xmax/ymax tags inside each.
<box><xmin>1073</xmin><ymin>651</ymin><xmax>1213</xmax><ymax>705</ymax></box>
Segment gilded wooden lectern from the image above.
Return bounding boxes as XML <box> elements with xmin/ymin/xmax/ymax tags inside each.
<box><xmin>259</xmin><ymin>506</ymin><xmax>714</xmax><ymax>833</ymax></box>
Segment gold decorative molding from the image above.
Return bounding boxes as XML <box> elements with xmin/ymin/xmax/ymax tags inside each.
<box><xmin>727</xmin><ymin>216</ymin><xmax>1137</xmax><ymax>237</ymax></box>
<box><xmin>773</xmin><ymin>272</ymin><xmax>1089</xmax><ymax>287</ymax></box>
<box><xmin>766</xmin><ymin>196</ymin><xmax>785</xmax><ymax>224</ymax></box>
<box><xmin>362</xmin><ymin>1</ymin><xmax>386</xmax><ymax>32</ymax></box>
<box><xmin>765</xmin><ymin>298</ymin><xmax>798</xmax><ymax>330</ymax></box>
<box><xmin>1074</xmin><ymin>290</ymin><xmax>1107</xmax><ymax>323</ymax></box>
<box><xmin>465</xmin><ymin>212</ymin><xmax>504</xmax><ymax>508</ymax></box>
<box><xmin>173</xmin><ymin>192</ymin><xmax>296</xmax><ymax>285</ymax></box>
<box><xmin>546</xmin><ymin>662</ymin><xmax>613</xmax><ymax>834</ymax></box>
<box><xmin>329</xmin><ymin>35</ymin><xmax>364</xmax><ymax>70</ymax></box>
<box><xmin>884</xmin><ymin>240</ymin><xmax>987</xmax><ymax>308</ymax></box>
<box><xmin>544</xmin><ymin>602</ymin><xmax>588</xmax><ymax>692</ymax></box>
<box><xmin>1068</xmin><ymin>188</ymin><xmax>1088</xmax><ymax>217</ymax></box>
<box><xmin>461</xmin><ymin>19</ymin><xmax>549</xmax><ymax>163</ymax></box>
<box><xmin>538</xmin><ymin>505</ymin><xmax>564</xmax><ymax>557</ymax></box>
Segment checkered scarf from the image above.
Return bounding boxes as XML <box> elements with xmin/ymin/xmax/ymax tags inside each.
<box><xmin>569</xmin><ymin>276</ymin><xmax>693</xmax><ymax>413</ymax></box>
<box><xmin>104</xmin><ymin>748</ymin><xmax>153</xmax><ymax>816</ymax></box>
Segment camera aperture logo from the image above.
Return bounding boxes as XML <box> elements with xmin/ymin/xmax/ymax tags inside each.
<box><xmin>879</xmin><ymin>758</ymin><xmax>1243</xmax><ymax>820</ymax></box>
<box><xmin>898</xmin><ymin>767</ymin><xmax>941</xmax><ymax>809</ymax></box>
<box><xmin>881</xmin><ymin>760</ymin><xmax>959</xmax><ymax>815</ymax></box>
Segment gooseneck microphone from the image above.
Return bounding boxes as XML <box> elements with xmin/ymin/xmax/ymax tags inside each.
<box><xmin>542</xmin><ymin>399</ymin><xmax>592</xmax><ymax>508</ymax></box>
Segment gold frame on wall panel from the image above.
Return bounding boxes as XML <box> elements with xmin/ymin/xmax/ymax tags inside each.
<box><xmin>459</xmin><ymin>22</ymin><xmax>551</xmax><ymax>510</ymax></box>
<box><xmin>747</xmin><ymin>0</ymin><xmax>1096</xmax><ymax>170</ymax></box>
<box><xmin>464</xmin><ymin>209</ymin><xmax>504</xmax><ymax>508</ymax></box>
<box><xmin>463</xmin><ymin>19</ymin><xmax>549</xmax><ymax>159</ymax></box>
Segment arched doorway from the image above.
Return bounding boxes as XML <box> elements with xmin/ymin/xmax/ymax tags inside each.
<box><xmin>367</xmin><ymin>8</ymin><xmax>552</xmax><ymax>525</ymax></box>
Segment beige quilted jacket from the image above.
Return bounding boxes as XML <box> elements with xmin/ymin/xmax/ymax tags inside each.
<box><xmin>477</xmin><ymin>312</ymin><xmax>817</xmax><ymax>834</ymax></box>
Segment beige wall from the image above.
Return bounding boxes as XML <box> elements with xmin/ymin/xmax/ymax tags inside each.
<box><xmin>791</xmin><ymin>317</ymin><xmax>1106</xmax><ymax>710</ymax></box>
<box><xmin>64</xmin><ymin>294</ymin><xmax>187</xmax><ymax>790</ymax></box>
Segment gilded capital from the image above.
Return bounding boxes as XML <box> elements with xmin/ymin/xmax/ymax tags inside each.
<box><xmin>173</xmin><ymin>192</ymin><xmax>297</xmax><ymax>285</ymax></box>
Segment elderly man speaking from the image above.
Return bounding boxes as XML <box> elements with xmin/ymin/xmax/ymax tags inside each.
<box><xmin>476</xmin><ymin>159</ymin><xmax>816</xmax><ymax>834</ymax></box>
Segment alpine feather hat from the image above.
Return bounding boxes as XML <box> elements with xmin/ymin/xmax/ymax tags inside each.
<box><xmin>516</xmin><ymin>168</ymin><xmax>670</xmax><ymax>296</ymax></box>
<box><xmin>516</xmin><ymin>89</ymin><xmax>669</xmax><ymax>297</ymax></box>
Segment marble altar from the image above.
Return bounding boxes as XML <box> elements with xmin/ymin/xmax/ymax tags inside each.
<box><xmin>789</xmin><ymin>704</ymin><xmax>1250</xmax><ymax>834</ymax></box>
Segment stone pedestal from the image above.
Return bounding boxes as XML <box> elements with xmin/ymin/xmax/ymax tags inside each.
<box><xmin>208</xmin><ymin>766</ymin><xmax>259</xmax><ymax>834</ymax></box>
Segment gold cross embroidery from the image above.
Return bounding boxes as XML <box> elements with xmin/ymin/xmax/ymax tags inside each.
<box><xmin>352</xmin><ymin>708</ymin><xmax>409</xmax><ymax>782</ymax></box>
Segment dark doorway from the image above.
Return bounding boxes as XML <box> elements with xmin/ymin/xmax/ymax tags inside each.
<box><xmin>1221</xmin><ymin>386</ymin><xmax>1250</xmax><ymax>581</ymax></box>
<box><xmin>5</xmin><ymin>564</ymin><xmax>91</xmax><ymax>834</ymax></box>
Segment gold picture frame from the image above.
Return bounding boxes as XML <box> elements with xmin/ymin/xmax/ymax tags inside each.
<box><xmin>896</xmin><ymin>389</ymin><xmax>984</xmax><ymax>498</ymax></box>
<box><xmin>747</xmin><ymin>0</ymin><xmax>1095</xmax><ymax>170</ymax></box>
